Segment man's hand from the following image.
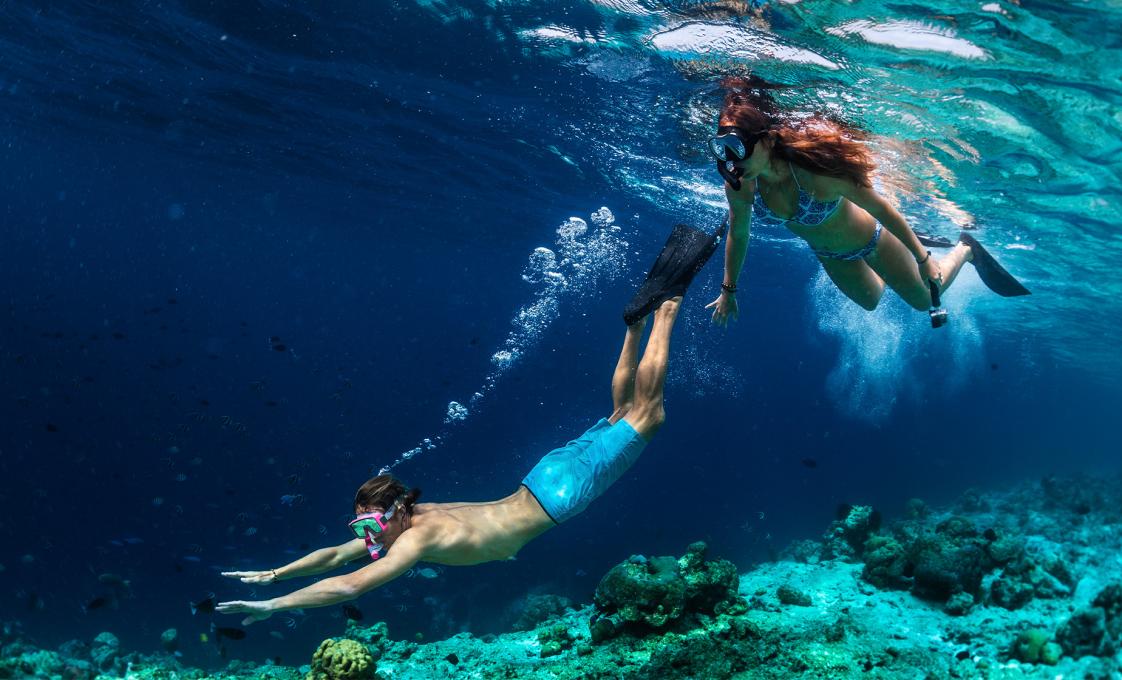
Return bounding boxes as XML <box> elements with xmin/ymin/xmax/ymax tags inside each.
<box><xmin>222</xmin><ymin>570</ymin><xmax>277</xmax><ymax>585</ymax></box>
<box><xmin>215</xmin><ymin>599</ymin><xmax>276</xmax><ymax>626</ymax></box>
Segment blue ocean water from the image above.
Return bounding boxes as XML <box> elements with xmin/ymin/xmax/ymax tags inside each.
<box><xmin>1</xmin><ymin>0</ymin><xmax>1120</xmax><ymax>668</ymax></box>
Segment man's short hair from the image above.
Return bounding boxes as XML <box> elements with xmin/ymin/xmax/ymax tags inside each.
<box><xmin>354</xmin><ymin>474</ymin><xmax>421</xmax><ymax>514</ymax></box>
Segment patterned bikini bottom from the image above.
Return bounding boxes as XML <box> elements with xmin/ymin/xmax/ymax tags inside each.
<box><xmin>811</xmin><ymin>223</ymin><xmax>883</xmax><ymax>262</ymax></box>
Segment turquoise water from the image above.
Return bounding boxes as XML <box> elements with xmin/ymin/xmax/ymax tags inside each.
<box><xmin>1</xmin><ymin>0</ymin><xmax>1120</xmax><ymax>669</ymax></box>
<box><xmin>569</xmin><ymin>0</ymin><xmax>1122</xmax><ymax>382</ymax></box>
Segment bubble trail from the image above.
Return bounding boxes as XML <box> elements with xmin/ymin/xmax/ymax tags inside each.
<box><xmin>377</xmin><ymin>207</ymin><xmax>629</xmax><ymax>475</ymax></box>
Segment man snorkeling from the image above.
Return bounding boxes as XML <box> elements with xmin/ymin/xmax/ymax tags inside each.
<box><xmin>217</xmin><ymin>223</ymin><xmax>724</xmax><ymax>624</ymax></box>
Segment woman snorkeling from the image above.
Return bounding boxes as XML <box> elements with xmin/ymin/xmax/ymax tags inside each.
<box><xmin>704</xmin><ymin>77</ymin><xmax>1028</xmax><ymax>326</ymax></box>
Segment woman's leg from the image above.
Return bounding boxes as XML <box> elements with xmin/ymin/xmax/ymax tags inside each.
<box><xmin>819</xmin><ymin>257</ymin><xmax>886</xmax><ymax>311</ymax></box>
<box><xmin>608</xmin><ymin>318</ymin><xmax>647</xmax><ymax>423</ymax></box>
<box><xmin>866</xmin><ymin>230</ymin><xmax>973</xmax><ymax>311</ymax></box>
<box><xmin>622</xmin><ymin>297</ymin><xmax>681</xmax><ymax>439</ymax></box>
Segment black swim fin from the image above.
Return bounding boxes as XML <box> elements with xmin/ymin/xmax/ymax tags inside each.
<box><xmin>915</xmin><ymin>232</ymin><xmax>954</xmax><ymax>248</ymax></box>
<box><xmin>959</xmin><ymin>232</ymin><xmax>1030</xmax><ymax>297</ymax></box>
<box><xmin>622</xmin><ymin>221</ymin><xmax>727</xmax><ymax>325</ymax></box>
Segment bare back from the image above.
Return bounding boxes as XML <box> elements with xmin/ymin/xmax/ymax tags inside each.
<box><xmin>406</xmin><ymin>487</ymin><xmax>555</xmax><ymax>566</ymax></box>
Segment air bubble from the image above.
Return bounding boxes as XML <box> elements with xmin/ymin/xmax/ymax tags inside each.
<box><xmin>379</xmin><ymin>207</ymin><xmax>629</xmax><ymax>473</ymax></box>
<box><xmin>445</xmin><ymin>401</ymin><xmax>469</xmax><ymax>423</ymax></box>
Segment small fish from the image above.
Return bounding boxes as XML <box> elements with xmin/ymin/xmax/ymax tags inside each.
<box><xmin>97</xmin><ymin>573</ymin><xmax>131</xmax><ymax>591</ymax></box>
<box><xmin>199</xmin><ymin>633</ymin><xmax>209</xmax><ymax>643</ymax></box>
<box><xmin>801</xmin><ymin>458</ymin><xmax>818</xmax><ymax>468</ymax></box>
<box><xmin>414</xmin><ymin>567</ymin><xmax>440</xmax><ymax>579</ymax></box>
<box><xmin>211</xmin><ymin>624</ymin><xmax>247</xmax><ymax>641</ymax></box>
<box><xmin>84</xmin><ymin>596</ymin><xmax>110</xmax><ymax>611</ymax></box>
<box><xmin>190</xmin><ymin>594</ymin><xmax>217</xmax><ymax>615</ymax></box>
<box><xmin>268</xmin><ymin>631</ymin><xmax>285</xmax><ymax>641</ymax></box>
<box><xmin>342</xmin><ymin>604</ymin><xmax>364</xmax><ymax>621</ymax></box>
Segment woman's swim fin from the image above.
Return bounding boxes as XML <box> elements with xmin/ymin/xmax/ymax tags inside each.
<box><xmin>959</xmin><ymin>232</ymin><xmax>1030</xmax><ymax>297</ymax></box>
<box><xmin>623</xmin><ymin>222</ymin><xmax>726</xmax><ymax>325</ymax></box>
<box><xmin>916</xmin><ymin>232</ymin><xmax>954</xmax><ymax>248</ymax></box>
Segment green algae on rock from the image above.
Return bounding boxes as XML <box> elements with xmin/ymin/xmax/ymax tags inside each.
<box><xmin>590</xmin><ymin>543</ymin><xmax>744</xmax><ymax>643</ymax></box>
<box><xmin>307</xmin><ymin>638</ymin><xmax>379</xmax><ymax>680</ymax></box>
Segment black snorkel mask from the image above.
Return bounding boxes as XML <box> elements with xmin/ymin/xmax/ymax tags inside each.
<box><xmin>708</xmin><ymin>126</ymin><xmax>764</xmax><ymax>192</ymax></box>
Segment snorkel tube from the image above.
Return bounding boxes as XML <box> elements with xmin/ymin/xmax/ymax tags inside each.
<box><xmin>717</xmin><ymin>161</ymin><xmax>744</xmax><ymax>191</ymax></box>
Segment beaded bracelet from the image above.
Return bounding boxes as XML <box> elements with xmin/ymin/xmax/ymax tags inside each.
<box><xmin>721</xmin><ymin>282</ymin><xmax>738</xmax><ymax>294</ymax></box>
<box><xmin>916</xmin><ymin>250</ymin><xmax>931</xmax><ymax>265</ymax></box>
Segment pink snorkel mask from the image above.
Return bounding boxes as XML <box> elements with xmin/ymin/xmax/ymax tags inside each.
<box><xmin>348</xmin><ymin>499</ymin><xmax>399</xmax><ymax>560</ymax></box>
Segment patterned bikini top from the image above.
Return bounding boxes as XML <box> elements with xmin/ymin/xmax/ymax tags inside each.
<box><xmin>752</xmin><ymin>162</ymin><xmax>842</xmax><ymax>229</ymax></box>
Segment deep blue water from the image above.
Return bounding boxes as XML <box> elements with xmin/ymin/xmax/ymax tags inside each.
<box><xmin>2</xmin><ymin>0</ymin><xmax>1120</xmax><ymax>668</ymax></box>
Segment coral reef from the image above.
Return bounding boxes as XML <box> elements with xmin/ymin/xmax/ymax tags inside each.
<box><xmin>307</xmin><ymin>638</ymin><xmax>378</xmax><ymax>680</ymax></box>
<box><xmin>588</xmin><ymin>541</ymin><xmax>743</xmax><ymax>643</ymax></box>
<box><xmin>821</xmin><ymin>504</ymin><xmax>880</xmax><ymax>561</ymax></box>
<box><xmin>593</xmin><ymin>554</ymin><xmax>686</xmax><ymax>630</ymax></box>
<box><xmin>91</xmin><ymin>631</ymin><xmax>121</xmax><ymax>674</ymax></box>
<box><xmin>2</xmin><ymin>474</ymin><xmax>1120</xmax><ymax>679</ymax></box>
<box><xmin>508</xmin><ymin>593</ymin><xmax>574</xmax><ymax>631</ymax></box>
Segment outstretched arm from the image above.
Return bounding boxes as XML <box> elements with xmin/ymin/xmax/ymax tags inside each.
<box><xmin>707</xmin><ymin>178</ymin><xmax>756</xmax><ymax>326</ymax></box>
<box><xmin>216</xmin><ymin>529</ymin><xmax>428</xmax><ymax>625</ymax></box>
<box><xmin>222</xmin><ymin>539</ymin><xmax>368</xmax><ymax>585</ymax></box>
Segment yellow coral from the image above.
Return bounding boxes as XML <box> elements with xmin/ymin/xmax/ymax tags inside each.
<box><xmin>306</xmin><ymin>638</ymin><xmax>378</xmax><ymax>680</ymax></box>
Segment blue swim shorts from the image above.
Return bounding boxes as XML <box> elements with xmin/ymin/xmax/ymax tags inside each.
<box><xmin>521</xmin><ymin>418</ymin><xmax>649</xmax><ymax>524</ymax></box>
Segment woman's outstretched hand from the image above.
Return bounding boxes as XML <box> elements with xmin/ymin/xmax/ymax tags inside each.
<box><xmin>706</xmin><ymin>292</ymin><xmax>739</xmax><ymax>327</ymax></box>
<box><xmin>221</xmin><ymin>570</ymin><xmax>277</xmax><ymax>585</ymax></box>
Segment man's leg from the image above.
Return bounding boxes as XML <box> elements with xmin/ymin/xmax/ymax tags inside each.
<box><xmin>622</xmin><ymin>297</ymin><xmax>681</xmax><ymax>439</ymax></box>
<box><xmin>609</xmin><ymin>318</ymin><xmax>647</xmax><ymax>423</ymax></box>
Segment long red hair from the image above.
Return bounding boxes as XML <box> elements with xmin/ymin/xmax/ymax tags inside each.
<box><xmin>718</xmin><ymin>76</ymin><xmax>875</xmax><ymax>187</ymax></box>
